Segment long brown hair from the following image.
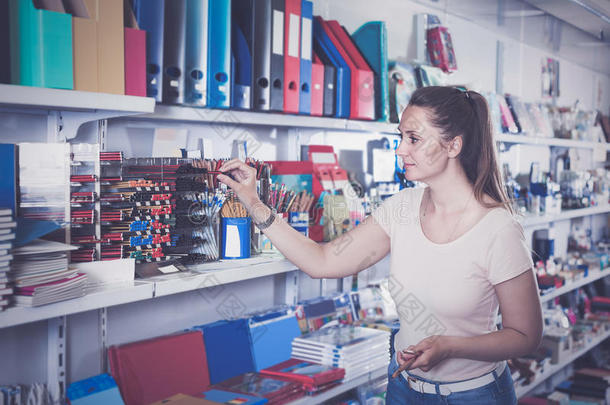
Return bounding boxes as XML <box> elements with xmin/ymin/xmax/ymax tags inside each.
<box><xmin>408</xmin><ymin>86</ymin><xmax>513</xmax><ymax>214</ymax></box>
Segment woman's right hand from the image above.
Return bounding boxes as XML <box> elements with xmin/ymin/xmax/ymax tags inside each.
<box><xmin>217</xmin><ymin>158</ymin><xmax>260</xmax><ymax>209</ymax></box>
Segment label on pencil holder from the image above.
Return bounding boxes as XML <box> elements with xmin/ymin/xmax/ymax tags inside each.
<box><xmin>221</xmin><ymin>217</ymin><xmax>251</xmax><ymax>259</ymax></box>
<box><xmin>289</xmin><ymin>212</ymin><xmax>309</xmax><ymax>237</ymax></box>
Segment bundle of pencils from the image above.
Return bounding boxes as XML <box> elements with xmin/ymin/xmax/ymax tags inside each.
<box><xmin>71</xmin><ymin>175</ymin><xmax>97</xmax><ymax>183</ymax></box>
<box><xmin>100</xmin><ymin>151</ymin><xmax>123</xmax><ymax>162</ymax></box>
<box><xmin>71</xmin><ymin>248</ymin><xmax>96</xmax><ymax>263</ymax></box>
<box><xmin>220</xmin><ymin>193</ymin><xmax>248</xmax><ymax>218</ymax></box>
<box><xmin>266</xmin><ymin>186</ymin><xmax>315</xmax><ymax>214</ymax></box>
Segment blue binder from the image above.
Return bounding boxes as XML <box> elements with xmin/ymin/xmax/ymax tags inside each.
<box><xmin>67</xmin><ymin>374</ymin><xmax>125</xmax><ymax>405</ymax></box>
<box><xmin>195</xmin><ymin>319</ymin><xmax>255</xmax><ymax>385</ymax></box>
<box><xmin>232</xmin><ymin>0</ymin><xmax>253</xmax><ymax>109</ymax></box>
<box><xmin>249</xmin><ymin>313</ymin><xmax>301</xmax><ymax>371</ymax></box>
<box><xmin>207</xmin><ymin>0</ymin><xmax>232</xmax><ymax>108</ymax></box>
<box><xmin>351</xmin><ymin>21</ymin><xmax>389</xmax><ymax>122</ymax></box>
<box><xmin>184</xmin><ymin>0</ymin><xmax>209</xmax><ymax>106</ymax></box>
<box><xmin>232</xmin><ymin>17</ymin><xmax>252</xmax><ymax>109</ymax></box>
<box><xmin>132</xmin><ymin>0</ymin><xmax>165</xmax><ymax>102</ymax></box>
<box><xmin>298</xmin><ymin>0</ymin><xmax>313</xmax><ymax>115</ymax></box>
<box><xmin>0</xmin><ymin>144</ymin><xmax>16</xmax><ymax>214</ymax></box>
<box><xmin>313</xmin><ymin>17</ymin><xmax>350</xmax><ymax>118</ymax></box>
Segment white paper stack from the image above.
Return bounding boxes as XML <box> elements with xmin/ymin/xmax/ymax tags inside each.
<box><xmin>10</xmin><ymin>239</ymin><xmax>86</xmax><ymax>307</ymax></box>
<box><xmin>0</xmin><ymin>208</ymin><xmax>17</xmax><ymax>311</ymax></box>
<box><xmin>291</xmin><ymin>325</ymin><xmax>390</xmax><ymax>382</ymax></box>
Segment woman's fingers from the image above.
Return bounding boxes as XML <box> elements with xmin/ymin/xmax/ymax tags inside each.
<box><xmin>392</xmin><ymin>355</ymin><xmax>418</xmax><ymax>379</ymax></box>
<box><xmin>217</xmin><ymin>174</ymin><xmax>240</xmax><ymax>190</ymax></box>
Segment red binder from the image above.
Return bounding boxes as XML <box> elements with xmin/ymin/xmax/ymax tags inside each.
<box><xmin>283</xmin><ymin>0</ymin><xmax>301</xmax><ymax>113</ymax></box>
<box><xmin>311</xmin><ymin>53</ymin><xmax>324</xmax><ymax>116</ymax></box>
<box><xmin>124</xmin><ymin>27</ymin><xmax>147</xmax><ymax>96</ymax></box>
<box><xmin>108</xmin><ymin>330</ymin><xmax>211</xmax><ymax>405</ymax></box>
<box><xmin>317</xmin><ymin>17</ymin><xmax>375</xmax><ymax>120</ymax></box>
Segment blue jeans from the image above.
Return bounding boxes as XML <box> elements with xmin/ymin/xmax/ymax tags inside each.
<box><xmin>386</xmin><ymin>352</ymin><xmax>517</xmax><ymax>405</ymax></box>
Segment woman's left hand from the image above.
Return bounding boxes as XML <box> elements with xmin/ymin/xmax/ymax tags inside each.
<box><xmin>404</xmin><ymin>335</ymin><xmax>452</xmax><ymax>373</ymax></box>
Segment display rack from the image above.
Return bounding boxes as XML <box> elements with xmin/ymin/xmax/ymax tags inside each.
<box><xmin>516</xmin><ymin>328</ymin><xmax>610</xmax><ymax>399</ymax></box>
<box><xmin>540</xmin><ymin>267</ymin><xmax>610</xmax><ymax>304</ymax></box>
<box><xmin>520</xmin><ymin>206</ymin><xmax>610</xmax><ymax>228</ymax></box>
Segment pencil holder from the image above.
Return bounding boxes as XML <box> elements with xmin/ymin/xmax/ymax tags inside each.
<box><xmin>289</xmin><ymin>212</ymin><xmax>309</xmax><ymax>237</ymax></box>
<box><xmin>221</xmin><ymin>217</ymin><xmax>251</xmax><ymax>259</ymax></box>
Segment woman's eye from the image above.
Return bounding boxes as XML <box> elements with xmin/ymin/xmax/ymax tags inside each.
<box><xmin>409</xmin><ymin>136</ymin><xmax>419</xmax><ymax>144</ymax></box>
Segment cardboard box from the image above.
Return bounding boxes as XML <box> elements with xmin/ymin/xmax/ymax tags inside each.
<box><xmin>150</xmin><ymin>394</ymin><xmax>220</xmax><ymax>405</ymax></box>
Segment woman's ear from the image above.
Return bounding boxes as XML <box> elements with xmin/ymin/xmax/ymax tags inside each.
<box><xmin>448</xmin><ymin>136</ymin><xmax>463</xmax><ymax>158</ymax></box>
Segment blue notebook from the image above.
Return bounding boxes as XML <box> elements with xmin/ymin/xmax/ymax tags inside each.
<box><xmin>195</xmin><ymin>319</ymin><xmax>255</xmax><ymax>384</ymax></box>
<box><xmin>0</xmin><ymin>144</ymin><xmax>16</xmax><ymax>214</ymax></box>
<box><xmin>201</xmin><ymin>389</ymin><xmax>267</xmax><ymax>404</ymax></box>
<box><xmin>313</xmin><ymin>17</ymin><xmax>350</xmax><ymax>118</ymax></box>
<box><xmin>132</xmin><ymin>0</ymin><xmax>165</xmax><ymax>102</ymax></box>
<box><xmin>249</xmin><ymin>313</ymin><xmax>301</xmax><ymax>371</ymax></box>
<box><xmin>351</xmin><ymin>21</ymin><xmax>388</xmax><ymax>122</ymax></box>
<box><xmin>207</xmin><ymin>0</ymin><xmax>232</xmax><ymax>108</ymax></box>
<box><xmin>298</xmin><ymin>0</ymin><xmax>313</xmax><ymax>115</ymax></box>
<box><xmin>67</xmin><ymin>374</ymin><xmax>124</xmax><ymax>405</ymax></box>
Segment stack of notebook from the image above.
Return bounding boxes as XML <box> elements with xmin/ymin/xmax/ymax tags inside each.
<box><xmin>0</xmin><ymin>208</ymin><xmax>16</xmax><ymax>310</ymax></box>
<box><xmin>10</xmin><ymin>239</ymin><xmax>86</xmax><ymax>307</ymax></box>
<box><xmin>291</xmin><ymin>325</ymin><xmax>390</xmax><ymax>382</ymax></box>
<box><xmin>557</xmin><ymin>368</ymin><xmax>610</xmax><ymax>403</ymax></box>
<box><xmin>212</xmin><ymin>373</ymin><xmax>303</xmax><ymax>405</ymax></box>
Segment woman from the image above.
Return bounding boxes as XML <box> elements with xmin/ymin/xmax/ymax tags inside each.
<box><xmin>218</xmin><ymin>86</ymin><xmax>543</xmax><ymax>404</ymax></box>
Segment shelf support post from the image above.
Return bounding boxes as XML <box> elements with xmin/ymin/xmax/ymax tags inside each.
<box><xmin>47</xmin><ymin>316</ymin><xmax>67</xmax><ymax>403</ymax></box>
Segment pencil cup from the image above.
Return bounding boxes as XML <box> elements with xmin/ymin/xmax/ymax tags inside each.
<box><xmin>221</xmin><ymin>217</ymin><xmax>251</xmax><ymax>259</ymax></box>
<box><xmin>289</xmin><ymin>212</ymin><xmax>309</xmax><ymax>237</ymax></box>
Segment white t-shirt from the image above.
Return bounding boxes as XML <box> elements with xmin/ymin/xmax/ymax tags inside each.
<box><xmin>371</xmin><ymin>186</ymin><xmax>533</xmax><ymax>381</ymax></box>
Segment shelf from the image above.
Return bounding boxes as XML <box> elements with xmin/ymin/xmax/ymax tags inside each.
<box><xmin>540</xmin><ymin>267</ymin><xmax>610</xmax><ymax>304</ymax></box>
<box><xmin>496</xmin><ymin>133</ymin><xmax>610</xmax><ymax>151</ymax></box>
<box><xmin>0</xmin><ymin>254</ymin><xmax>297</xmax><ymax>329</ymax></box>
<box><xmin>150</xmin><ymin>254</ymin><xmax>297</xmax><ymax>297</ymax></box>
<box><xmin>515</xmin><ymin>328</ymin><xmax>610</xmax><ymax>398</ymax></box>
<box><xmin>132</xmin><ymin>105</ymin><xmax>397</xmax><ymax>134</ymax></box>
<box><xmin>288</xmin><ymin>366</ymin><xmax>388</xmax><ymax>405</ymax></box>
<box><xmin>519</xmin><ymin>205</ymin><xmax>610</xmax><ymax>228</ymax></box>
<box><xmin>0</xmin><ymin>281</ymin><xmax>154</xmax><ymax>329</ymax></box>
<box><xmin>0</xmin><ymin>84</ymin><xmax>155</xmax><ymax>114</ymax></box>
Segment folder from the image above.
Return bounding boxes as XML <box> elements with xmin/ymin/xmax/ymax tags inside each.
<box><xmin>201</xmin><ymin>389</ymin><xmax>267</xmax><ymax>405</ymax></box>
<box><xmin>351</xmin><ymin>21</ymin><xmax>388</xmax><ymax>122</ymax></box>
<box><xmin>310</xmin><ymin>52</ymin><xmax>324</xmax><ymax>117</ymax></box>
<box><xmin>232</xmin><ymin>0</ymin><xmax>253</xmax><ymax>110</ymax></box>
<box><xmin>132</xmin><ymin>0</ymin><xmax>165</xmax><ymax>101</ymax></box>
<box><xmin>0</xmin><ymin>0</ymin><xmax>9</xmax><ymax>83</ymax></box>
<box><xmin>313</xmin><ymin>16</ymin><xmax>349</xmax><ymax>118</ymax></box>
<box><xmin>0</xmin><ymin>144</ymin><xmax>17</xmax><ymax>214</ymax></box>
<box><xmin>195</xmin><ymin>319</ymin><xmax>256</xmax><ymax>385</ymax></box>
<box><xmin>9</xmin><ymin>0</ymin><xmax>73</xmax><ymax>89</ymax></box>
<box><xmin>269</xmin><ymin>0</ymin><xmax>285</xmax><ymax>111</ymax></box>
<box><xmin>298</xmin><ymin>0</ymin><xmax>313</xmax><ymax>115</ymax></box>
<box><xmin>207</xmin><ymin>0</ymin><xmax>232</xmax><ymax>108</ymax></box>
<box><xmin>313</xmin><ymin>51</ymin><xmax>336</xmax><ymax>117</ymax></box>
<box><xmin>96</xmin><ymin>0</ymin><xmax>125</xmax><ymax>94</ymax></box>
<box><xmin>67</xmin><ymin>374</ymin><xmax>125</xmax><ymax>405</ymax></box>
<box><xmin>322</xmin><ymin>19</ymin><xmax>374</xmax><ymax>120</ymax></box>
<box><xmin>162</xmin><ymin>0</ymin><xmax>186</xmax><ymax>104</ymax></box>
<box><xmin>249</xmin><ymin>313</ymin><xmax>302</xmax><ymax>371</ymax></box>
<box><xmin>251</xmin><ymin>0</ymin><xmax>271</xmax><ymax>111</ymax></box>
<box><xmin>232</xmin><ymin>25</ymin><xmax>251</xmax><ymax>109</ymax></box>
<box><xmin>63</xmin><ymin>0</ymin><xmax>97</xmax><ymax>92</ymax></box>
<box><xmin>184</xmin><ymin>0</ymin><xmax>209</xmax><ymax>106</ymax></box>
<box><xmin>283</xmin><ymin>0</ymin><xmax>300</xmax><ymax>113</ymax></box>
<box><xmin>124</xmin><ymin>2</ymin><xmax>146</xmax><ymax>97</ymax></box>
<box><xmin>108</xmin><ymin>330</ymin><xmax>211</xmax><ymax>405</ymax></box>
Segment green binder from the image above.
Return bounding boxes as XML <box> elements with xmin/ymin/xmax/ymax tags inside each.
<box><xmin>9</xmin><ymin>0</ymin><xmax>73</xmax><ymax>89</ymax></box>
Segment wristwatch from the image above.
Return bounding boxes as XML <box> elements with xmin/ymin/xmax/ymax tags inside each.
<box><xmin>254</xmin><ymin>206</ymin><xmax>277</xmax><ymax>230</ymax></box>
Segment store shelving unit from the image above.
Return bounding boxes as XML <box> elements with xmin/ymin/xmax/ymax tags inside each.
<box><xmin>520</xmin><ymin>206</ymin><xmax>610</xmax><ymax>228</ymax></box>
<box><xmin>0</xmin><ymin>82</ymin><xmax>608</xmax><ymax>404</ymax></box>
<box><xmin>540</xmin><ymin>267</ymin><xmax>609</xmax><ymax>304</ymax></box>
<box><xmin>516</xmin><ymin>328</ymin><xmax>610</xmax><ymax>399</ymax></box>
<box><xmin>0</xmin><ymin>254</ymin><xmax>297</xmax><ymax>329</ymax></box>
